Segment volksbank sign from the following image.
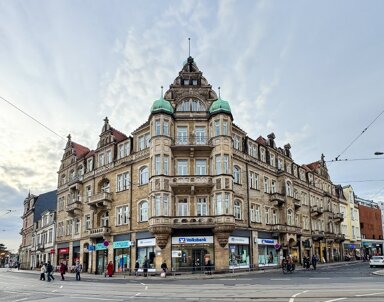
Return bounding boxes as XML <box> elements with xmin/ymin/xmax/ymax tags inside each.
<box><xmin>172</xmin><ymin>236</ymin><xmax>214</xmax><ymax>244</ymax></box>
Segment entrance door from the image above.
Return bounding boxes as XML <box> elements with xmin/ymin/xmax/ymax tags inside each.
<box><xmin>83</xmin><ymin>252</ymin><xmax>89</xmax><ymax>273</ymax></box>
<box><xmin>192</xmin><ymin>249</ymin><xmax>207</xmax><ymax>271</ymax></box>
<box><xmin>97</xmin><ymin>251</ymin><xmax>106</xmax><ymax>274</ymax></box>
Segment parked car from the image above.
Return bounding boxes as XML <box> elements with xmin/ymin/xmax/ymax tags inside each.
<box><xmin>369</xmin><ymin>256</ymin><xmax>384</xmax><ymax>268</ymax></box>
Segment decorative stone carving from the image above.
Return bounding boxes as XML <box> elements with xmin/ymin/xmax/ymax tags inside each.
<box><xmin>149</xmin><ymin>225</ymin><xmax>172</xmax><ymax>249</ymax></box>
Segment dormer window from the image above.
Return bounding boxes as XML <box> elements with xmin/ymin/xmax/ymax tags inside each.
<box><xmin>176</xmin><ymin>98</ymin><xmax>206</xmax><ymax>112</ymax></box>
<box><xmin>183</xmin><ymin>79</ymin><xmax>189</xmax><ymax>85</ymax></box>
<box><xmin>192</xmin><ymin>79</ymin><xmax>198</xmax><ymax>85</ymax></box>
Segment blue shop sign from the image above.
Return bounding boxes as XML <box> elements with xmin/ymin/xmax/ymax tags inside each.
<box><xmin>95</xmin><ymin>243</ymin><xmax>108</xmax><ymax>251</ymax></box>
<box><xmin>113</xmin><ymin>241</ymin><xmax>132</xmax><ymax>249</ymax></box>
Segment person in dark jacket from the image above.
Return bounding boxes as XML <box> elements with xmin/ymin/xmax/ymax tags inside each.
<box><xmin>143</xmin><ymin>256</ymin><xmax>149</xmax><ymax>277</ymax></box>
<box><xmin>46</xmin><ymin>261</ymin><xmax>54</xmax><ymax>282</ymax></box>
<box><xmin>134</xmin><ymin>260</ymin><xmax>140</xmax><ymax>276</ymax></box>
<box><xmin>160</xmin><ymin>260</ymin><xmax>167</xmax><ymax>277</ymax></box>
<box><xmin>59</xmin><ymin>262</ymin><xmax>67</xmax><ymax>280</ymax></box>
<box><xmin>311</xmin><ymin>254</ymin><xmax>318</xmax><ymax>270</ymax></box>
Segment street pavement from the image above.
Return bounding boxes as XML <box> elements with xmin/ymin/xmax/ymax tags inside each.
<box><xmin>1</xmin><ymin>261</ymin><xmax>384</xmax><ymax>301</ymax></box>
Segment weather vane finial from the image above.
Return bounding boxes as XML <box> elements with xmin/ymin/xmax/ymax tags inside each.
<box><xmin>188</xmin><ymin>37</ymin><xmax>191</xmax><ymax>57</ymax></box>
<box><xmin>218</xmin><ymin>86</ymin><xmax>221</xmax><ymax>99</ymax></box>
<box><xmin>161</xmin><ymin>86</ymin><xmax>163</xmax><ymax>98</ymax></box>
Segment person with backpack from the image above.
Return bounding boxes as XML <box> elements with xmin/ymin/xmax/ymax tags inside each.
<box><xmin>75</xmin><ymin>261</ymin><xmax>82</xmax><ymax>281</ymax></box>
<box><xmin>46</xmin><ymin>261</ymin><xmax>54</xmax><ymax>282</ymax></box>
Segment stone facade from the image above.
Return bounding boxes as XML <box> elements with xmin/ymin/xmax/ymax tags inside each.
<box><xmin>54</xmin><ymin>56</ymin><xmax>345</xmax><ymax>273</ymax></box>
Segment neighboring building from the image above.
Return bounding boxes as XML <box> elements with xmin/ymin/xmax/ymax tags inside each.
<box><xmin>55</xmin><ymin>55</ymin><xmax>345</xmax><ymax>273</ymax></box>
<box><xmin>341</xmin><ymin>186</ymin><xmax>362</xmax><ymax>259</ymax></box>
<box><xmin>19</xmin><ymin>190</ymin><xmax>57</xmax><ymax>269</ymax></box>
<box><xmin>19</xmin><ymin>193</ymin><xmax>38</xmax><ymax>269</ymax></box>
<box><xmin>356</xmin><ymin>196</ymin><xmax>383</xmax><ymax>257</ymax></box>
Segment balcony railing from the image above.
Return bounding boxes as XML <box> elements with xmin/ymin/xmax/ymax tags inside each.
<box><xmin>335</xmin><ymin>233</ymin><xmax>346</xmax><ymax>242</ymax></box>
<box><xmin>170</xmin><ymin>176</ymin><xmax>213</xmax><ymax>187</ymax></box>
<box><xmin>68</xmin><ymin>175</ymin><xmax>83</xmax><ymax>186</ymax></box>
<box><xmin>271</xmin><ymin>224</ymin><xmax>302</xmax><ymax>234</ymax></box>
<box><xmin>88</xmin><ymin>227</ymin><xmax>111</xmax><ymax>238</ymax></box>
<box><xmin>66</xmin><ymin>201</ymin><xmax>83</xmax><ymax>215</ymax></box>
<box><xmin>88</xmin><ymin>192</ymin><xmax>112</xmax><ymax>209</ymax></box>
<box><xmin>311</xmin><ymin>230</ymin><xmax>325</xmax><ymax>240</ymax></box>
<box><xmin>310</xmin><ymin>205</ymin><xmax>323</xmax><ymax>216</ymax></box>
<box><xmin>333</xmin><ymin>213</ymin><xmax>344</xmax><ymax>222</ymax></box>
<box><xmin>172</xmin><ymin>136</ymin><xmax>212</xmax><ymax>146</ymax></box>
<box><xmin>149</xmin><ymin>215</ymin><xmax>235</xmax><ymax>229</ymax></box>
<box><xmin>270</xmin><ymin>193</ymin><xmax>285</xmax><ymax>206</ymax></box>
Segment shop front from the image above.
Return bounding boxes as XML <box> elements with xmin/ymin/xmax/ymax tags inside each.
<box><xmin>228</xmin><ymin>236</ymin><xmax>250</xmax><ymax>269</ymax></box>
<box><xmin>332</xmin><ymin>243</ymin><xmax>342</xmax><ymax>262</ymax></box>
<box><xmin>362</xmin><ymin>240</ymin><xmax>384</xmax><ymax>258</ymax></box>
<box><xmin>57</xmin><ymin>243</ymin><xmax>69</xmax><ymax>266</ymax></box>
<box><xmin>72</xmin><ymin>241</ymin><xmax>80</xmax><ymax>265</ymax></box>
<box><xmin>95</xmin><ymin>242</ymin><xmax>108</xmax><ymax>274</ymax></box>
<box><xmin>136</xmin><ymin>237</ymin><xmax>156</xmax><ymax>272</ymax></box>
<box><xmin>171</xmin><ymin>236</ymin><xmax>214</xmax><ymax>272</ymax></box>
<box><xmin>343</xmin><ymin>243</ymin><xmax>361</xmax><ymax>260</ymax></box>
<box><xmin>257</xmin><ymin>238</ymin><xmax>279</xmax><ymax>267</ymax></box>
<box><xmin>113</xmin><ymin>236</ymin><xmax>132</xmax><ymax>273</ymax></box>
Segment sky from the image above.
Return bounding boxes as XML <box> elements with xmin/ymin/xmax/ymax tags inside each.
<box><xmin>0</xmin><ymin>0</ymin><xmax>383</xmax><ymax>252</ymax></box>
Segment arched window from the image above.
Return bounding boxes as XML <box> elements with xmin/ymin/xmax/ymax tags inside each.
<box><xmin>176</xmin><ymin>98</ymin><xmax>206</xmax><ymax>112</ymax></box>
<box><xmin>287</xmin><ymin>209</ymin><xmax>294</xmax><ymax>225</ymax></box>
<box><xmin>139</xmin><ymin>200</ymin><xmax>148</xmax><ymax>222</ymax></box>
<box><xmin>139</xmin><ymin>166</ymin><xmax>149</xmax><ymax>185</ymax></box>
<box><xmin>61</xmin><ymin>174</ymin><xmax>66</xmax><ymax>185</ymax></box>
<box><xmin>233</xmin><ymin>166</ymin><xmax>241</xmax><ymax>184</ymax></box>
<box><xmin>286</xmin><ymin>180</ymin><xmax>293</xmax><ymax>197</ymax></box>
<box><xmin>101</xmin><ymin>211</ymin><xmax>109</xmax><ymax>227</ymax></box>
<box><xmin>234</xmin><ymin>200</ymin><xmax>242</xmax><ymax>220</ymax></box>
<box><xmin>101</xmin><ymin>179</ymin><xmax>110</xmax><ymax>192</ymax></box>
<box><xmin>70</xmin><ymin>169</ymin><xmax>75</xmax><ymax>181</ymax></box>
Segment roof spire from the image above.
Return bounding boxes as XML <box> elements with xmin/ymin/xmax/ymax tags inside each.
<box><xmin>218</xmin><ymin>86</ymin><xmax>221</xmax><ymax>99</ymax></box>
<box><xmin>188</xmin><ymin>37</ymin><xmax>191</xmax><ymax>57</ymax></box>
<box><xmin>161</xmin><ymin>86</ymin><xmax>163</xmax><ymax>98</ymax></box>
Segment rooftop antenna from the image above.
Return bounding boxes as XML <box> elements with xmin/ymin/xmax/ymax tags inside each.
<box><xmin>188</xmin><ymin>37</ymin><xmax>191</xmax><ymax>57</ymax></box>
<box><xmin>218</xmin><ymin>86</ymin><xmax>221</xmax><ymax>99</ymax></box>
<box><xmin>161</xmin><ymin>86</ymin><xmax>163</xmax><ymax>98</ymax></box>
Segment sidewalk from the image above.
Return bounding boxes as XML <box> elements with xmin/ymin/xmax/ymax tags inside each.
<box><xmin>8</xmin><ymin>260</ymin><xmax>367</xmax><ymax>280</ymax></box>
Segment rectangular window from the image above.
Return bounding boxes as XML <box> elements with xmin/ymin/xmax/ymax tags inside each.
<box><xmin>177</xmin><ymin>127</ymin><xmax>188</xmax><ymax>145</ymax></box>
<box><xmin>264</xmin><ymin>177</ymin><xmax>270</xmax><ymax>193</ymax></box>
<box><xmin>249</xmin><ymin>171</ymin><xmax>259</xmax><ymax>189</ymax></box>
<box><xmin>270</xmin><ymin>154</ymin><xmax>275</xmax><ymax>167</ymax></box>
<box><xmin>98</xmin><ymin>153</ymin><xmax>105</xmax><ymax>166</ymax></box>
<box><xmin>48</xmin><ymin>229</ymin><xmax>53</xmax><ymax>243</ymax></box>
<box><xmin>223</xmin><ymin>120</ymin><xmax>228</xmax><ymax>135</ymax></box>
<box><xmin>163</xmin><ymin>194</ymin><xmax>169</xmax><ymax>216</ymax></box>
<box><xmin>255</xmin><ymin>205</ymin><xmax>261</xmax><ymax>223</ymax></box>
<box><xmin>214</xmin><ymin>120</ymin><xmax>220</xmax><ymax>136</ymax></box>
<box><xmin>265</xmin><ymin>207</ymin><xmax>270</xmax><ymax>224</ymax></box>
<box><xmin>196</xmin><ymin>197</ymin><xmax>207</xmax><ymax>216</ymax></box>
<box><xmin>116</xmin><ymin>206</ymin><xmax>129</xmax><ymax>225</ymax></box>
<box><xmin>106</xmin><ymin>150</ymin><xmax>112</xmax><ymax>164</ymax></box>
<box><xmin>163</xmin><ymin>155</ymin><xmax>169</xmax><ymax>175</ymax></box>
<box><xmin>155</xmin><ymin>155</ymin><xmax>161</xmax><ymax>175</ymax></box>
<box><xmin>215</xmin><ymin>155</ymin><xmax>221</xmax><ymax>175</ymax></box>
<box><xmin>216</xmin><ymin>193</ymin><xmax>222</xmax><ymax>215</ymax></box>
<box><xmin>155</xmin><ymin>120</ymin><xmax>161</xmax><ymax>135</ymax></box>
<box><xmin>117</xmin><ymin>172</ymin><xmax>129</xmax><ymax>192</ymax></box>
<box><xmin>195</xmin><ymin>159</ymin><xmax>207</xmax><ymax>175</ymax></box>
<box><xmin>155</xmin><ymin>195</ymin><xmax>161</xmax><ymax>216</ymax></box>
<box><xmin>271</xmin><ymin>180</ymin><xmax>276</xmax><ymax>193</ymax></box>
<box><xmin>74</xmin><ymin>219</ymin><xmax>80</xmax><ymax>234</ymax></box>
<box><xmin>223</xmin><ymin>155</ymin><xmax>229</xmax><ymax>174</ymax></box>
<box><xmin>233</xmin><ymin>135</ymin><xmax>240</xmax><ymax>150</ymax></box>
<box><xmin>224</xmin><ymin>192</ymin><xmax>230</xmax><ymax>214</ymax></box>
<box><xmin>195</xmin><ymin>127</ymin><xmax>206</xmax><ymax>144</ymax></box>
<box><xmin>177</xmin><ymin>160</ymin><xmax>188</xmax><ymax>176</ymax></box>
<box><xmin>87</xmin><ymin>158</ymin><xmax>93</xmax><ymax>172</ymax></box>
<box><xmin>85</xmin><ymin>215</ymin><xmax>91</xmax><ymax>230</ymax></box>
<box><xmin>178</xmin><ymin>199</ymin><xmax>188</xmax><ymax>216</ymax></box>
<box><xmin>163</xmin><ymin>121</ymin><xmax>169</xmax><ymax>136</ymax></box>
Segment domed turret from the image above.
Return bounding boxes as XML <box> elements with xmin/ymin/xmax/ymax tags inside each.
<box><xmin>150</xmin><ymin>86</ymin><xmax>174</xmax><ymax>115</ymax></box>
<box><xmin>209</xmin><ymin>97</ymin><xmax>231</xmax><ymax>114</ymax></box>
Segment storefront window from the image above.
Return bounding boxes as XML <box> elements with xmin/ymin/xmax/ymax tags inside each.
<box><xmin>114</xmin><ymin>248</ymin><xmax>129</xmax><ymax>273</ymax></box>
<box><xmin>257</xmin><ymin>239</ymin><xmax>279</xmax><ymax>267</ymax></box>
<box><xmin>229</xmin><ymin>245</ymin><xmax>249</xmax><ymax>268</ymax></box>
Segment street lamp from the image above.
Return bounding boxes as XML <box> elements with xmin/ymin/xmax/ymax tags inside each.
<box><xmin>374</xmin><ymin>152</ymin><xmax>384</xmax><ymax>155</ymax></box>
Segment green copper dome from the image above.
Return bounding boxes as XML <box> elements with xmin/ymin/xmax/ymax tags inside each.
<box><xmin>209</xmin><ymin>97</ymin><xmax>231</xmax><ymax>114</ymax></box>
<box><xmin>150</xmin><ymin>97</ymin><xmax>174</xmax><ymax>114</ymax></box>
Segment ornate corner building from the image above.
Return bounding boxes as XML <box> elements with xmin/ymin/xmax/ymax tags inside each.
<box><xmin>55</xmin><ymin>56</ymin><xmax>346</xmax><ymax>273</ymax></box>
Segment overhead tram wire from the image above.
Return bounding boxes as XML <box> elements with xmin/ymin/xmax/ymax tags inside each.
<box><xmin>334</xmin><ymin>108</ymin><xmax>384</xmax><ymax>161</ymax></box>
<box><xmin>326</xmin><ymin>157</ymin><xmax>384</xmax><ymax>163</ymax></box>
<box><xmin>0</xmin><ymin>95</ymin><xmax>66</xmax><ymax>141</ymax></box>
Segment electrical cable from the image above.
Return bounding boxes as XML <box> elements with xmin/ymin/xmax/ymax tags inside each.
<box><xmin>0</xmin><ymin>95</ymin><xmax>66</xmax><ymax>141</ymax></box>
<box><xmin>334</xmin><ymin>108</ymin><xmax>384</xmax><ymax>161</ymax></box>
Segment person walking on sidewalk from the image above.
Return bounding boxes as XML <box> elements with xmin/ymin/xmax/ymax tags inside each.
<box><xmin>46</xmin><ymin>261</ymin><xmax>54</xmax><ymax>282</ymax></box>
<box><xmin>134</xmin><ymin>260</ymin><xmax>139</xmax><ymax>276</ymax></box>
<box><xmin>40</xmin><ymin>262</ymin><xmax>46</xmax><ymax>281</ymax></box>
<box><xmin>160</xmin><ymin>260</ymin><xmax>167</xmax><ymax>278</ymax></box>
<box><xmin>59</xmin><ymin>262</ymin><xmax>67</xmax><ymax>281</ymax></box>
<box><xmin>107</xmin><ymin>261</ymin><xmax>114</xmax><ymax>277</ymax></box>
<box><xmin>75</xmin><ymin>261</ymin><xmax>82</xmax><ymax>281</ymax></box>
<box><xmin>312</xmin><ymin>254</ymin><xmax>318</xmax><ymax>270</ymax></box>
<box><xmin>143</xmin><ymin>256</ymin><xmax>149</xmax><ymax>277</ymax></box>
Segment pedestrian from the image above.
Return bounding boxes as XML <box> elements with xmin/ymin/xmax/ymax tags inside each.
<box><xmin>107</xmin><ymin>261</ymin><xmax>114</xmax><ymax>277</ymax></box>
<box><xmin>134</xmin><ymin>260</ymin><xmax>140</xmax><ymax>276</ymax></box>
<box><xmin>17</xmin><ymin>261</ymin><xmax>20</xmax><ymax>270</ymax></box>
<box><xmin>160</xmin><ymin>260</ymin><xmax>167</xmax><ymax>278</ymax></box>
<box><xmin>205</xmin><ymin>259</ymin><xmax>212</xmax><ymax>275</ymax></box>
<box><xmin>143</xmin><ymin>256</ymin><xmax>149</xmax><ymax>277</ymax></box>
<box><xmin>75</xmin><ymin>261</ymin><xmax>82</xmax><ymax>281</ymax></box>
<box><xmin>40</xmin><ymin>262</ymin><xmax>46</xmax><ymax>281</ymax></box>
<box><xmin>59</xmin><ymin>262</ymin><xmax>67</xmax><ymax>281</ymax></box>
<box><xmin>311</xmin><ymin>254</ymin><xmax>318</xmax><ymax>270</ymax></box>
<box><xmin>46</xmin><ymin>261</ymin><xmax>54</xmax><ymax>282</ymax></box>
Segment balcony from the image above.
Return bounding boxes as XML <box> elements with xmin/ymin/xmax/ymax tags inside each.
<box><xmin>311</xmin><ymin>230</ymin><xmax>325</xmax><ymax>241</ymax></box>
<box><xmin>36</xmin><ymin>243</ymin><xmax>45</xmax><ymax>251</ymax></box>
<box><xmin>335</xmin><ymin>233</ymin><xmax>346</xmax><ymax>242</ymax></box>
<box><xmin>293</xmin><ymin>198</ymin><xmax>301</xmax><ymax>209</ymax></box>
<box><xmin>270</xmin><ymin>193</ymin><xmax>285</xmax><ymax>206</ymax></box>
<box><xmin>170</xmin><ymin>176</ymin><xmax>213</xmax><ymax>195</ymax></box>
<box><xmin>333</xmin><ymin>213</ymin><xmax>344</xmax><ymax>223</ymax></box>
<box><xmin>310</xmin><ymin>205</ymin><xmax>323</xmax><ymax>217</ymax></box>
<box><xmin>68</xmin><ymin>175</ymin><xmax>83</xmax><ymax>188</ymax></box>
<box><xmin>88</xmin><ymin>227</ymin><xmax>111</xmax><ymax>238</ymax></box>
<box><xmin>149</xmin><ymin>215</ymin><xmax>235</xmax><ymax>230</ymax></box>
<box><xmin>88</xmin><ymin>192</ymin><xmax>112</xmax><ymax>209</ymax></box>
<box><xmin>171</xmin><ymin>136</ymin><xmax>213</xmax><ymax>153</ymax></box>
<box><xmin>271</xmin><ymin>224</ymin><xmax>302</xmax><ymax>235</ymax></box>
<box><xmin>66</xmin><ymin>201</ymin><xmax>83</xmax><ymax>216</ymax></box>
